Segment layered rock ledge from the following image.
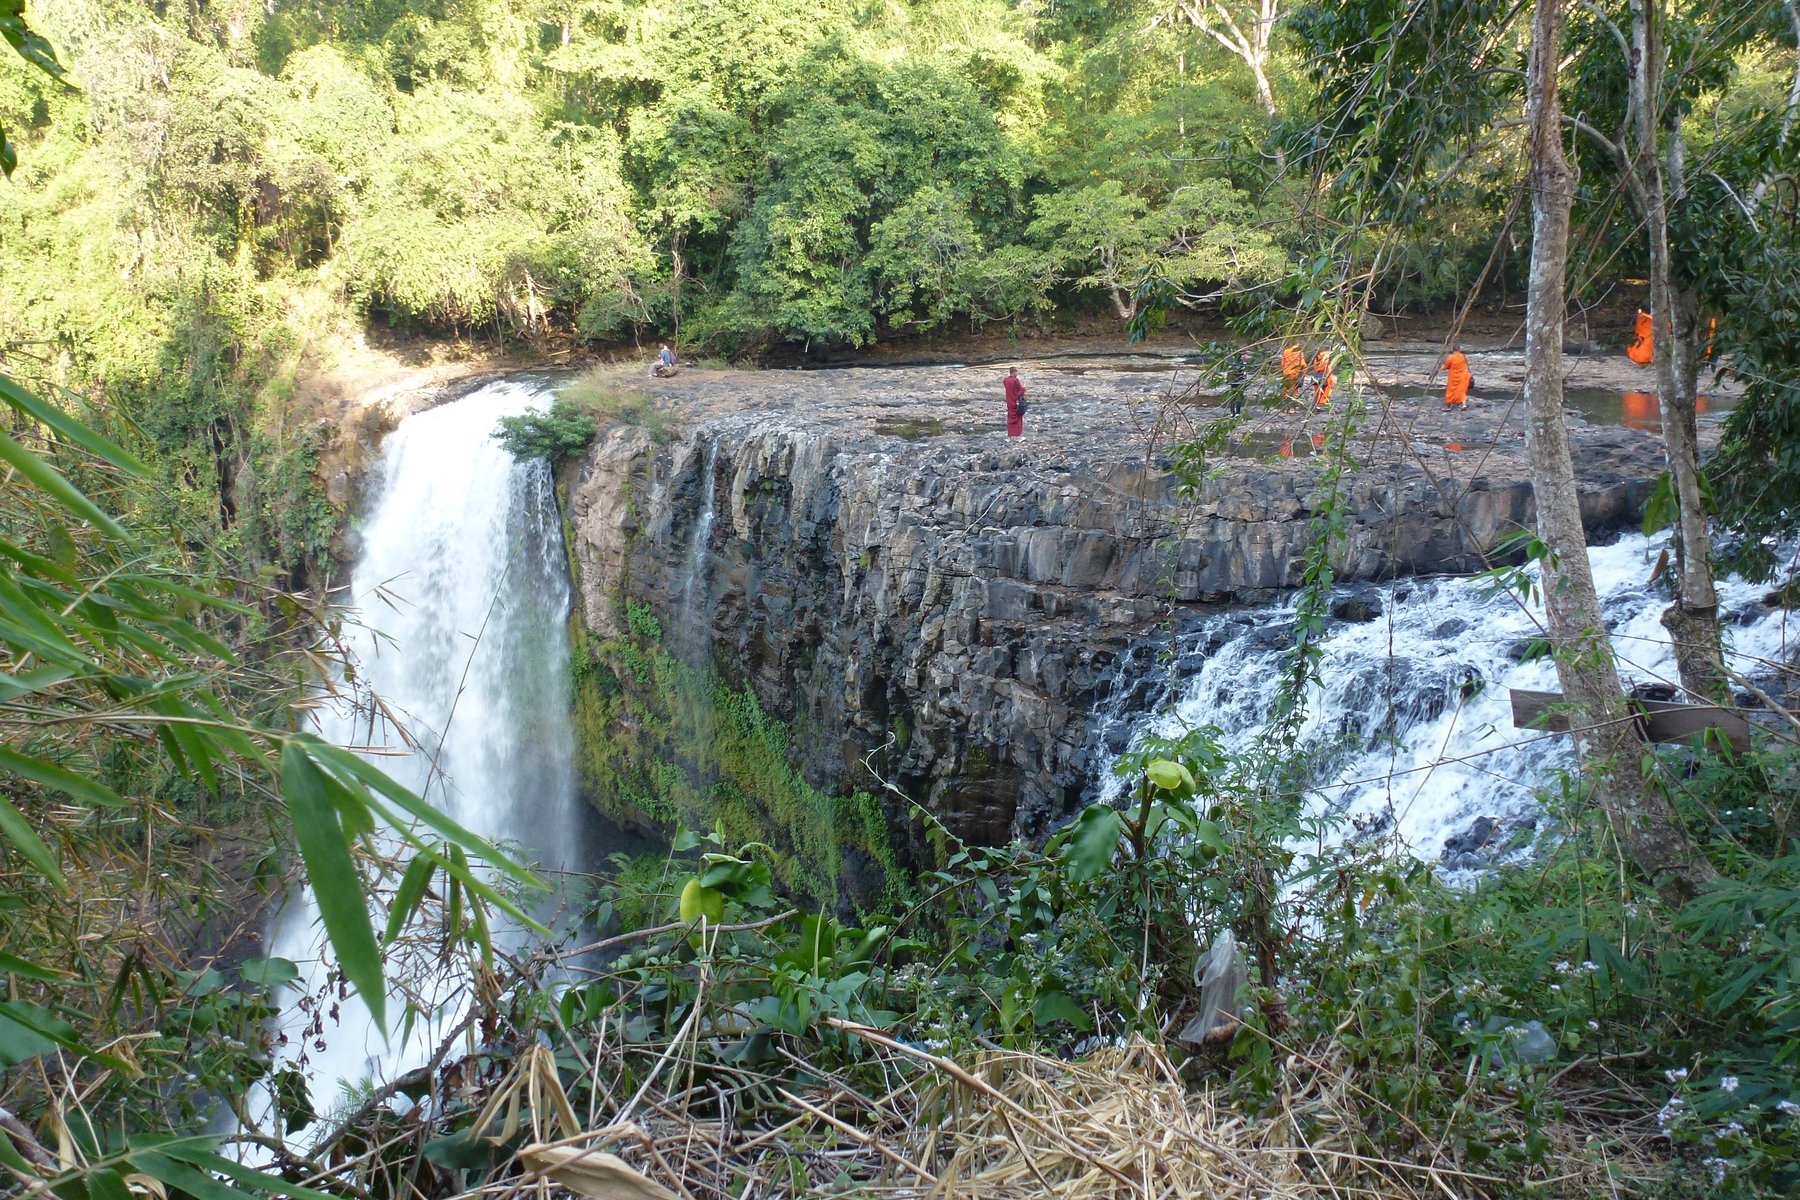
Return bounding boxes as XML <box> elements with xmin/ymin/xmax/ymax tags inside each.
<box><xmin>565</xmin><ymin>354</ymin><xmax>1679</xmax><ymax>856</ymax></box>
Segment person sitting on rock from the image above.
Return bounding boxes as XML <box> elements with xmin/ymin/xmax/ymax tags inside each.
<box><xmin>652</xmin><ymin>343</ymin><xmax>677</xmax><ymax>377</ymax></box>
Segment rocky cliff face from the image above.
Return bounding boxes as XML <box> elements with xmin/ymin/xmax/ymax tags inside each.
<box><xmin>565</xmin><ymin>357</ymin><xmax>1667</xmax><ymax>862</ymax></box>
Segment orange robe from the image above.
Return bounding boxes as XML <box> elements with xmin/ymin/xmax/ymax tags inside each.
<box><xmin>1444</xmin><ymin>351</ymin><xmax>1471</xmax><ymax>407</ymax></box>
<box><xmin>1311</xmin><ymin>351</ymin><xmax>1334</xmax><ymax>407</ymax></box>
<box><xmin>1628</xmin><ymin>310</ymin><xmax>1654</xmax><ymax>365</ymax></box>
<box><xmin>1281</xmin><ymin>345</ymin><xmax>1305</xmax><ymax>395</ymax></box>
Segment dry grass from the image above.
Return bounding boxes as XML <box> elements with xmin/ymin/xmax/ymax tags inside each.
<box><xmin>365</xmin><ymin>1024</ymin><xmax>1672</xmax><ymax>1200</ymax></box>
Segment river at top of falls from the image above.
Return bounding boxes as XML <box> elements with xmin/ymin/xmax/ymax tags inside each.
<box><xmin>264</xmin><ymin>377</ymin><xmax>585</xmax><ymax>1115</ymax></box>
<box><xmin>1092</xmin><ymin>532</ymin><xmax>1795</xmax><ymax>870</ymax></box>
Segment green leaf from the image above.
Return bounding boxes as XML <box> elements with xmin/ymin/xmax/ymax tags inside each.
<box><xmin>86</xmin><ymin>1168</ymin><xmax>133</xmax><ymax>1200</ymax></box>
<box><xmin>0</xmin><ymin>999</ymin><xmax>122</xmax><ymax>1070</ymax></box>
<box><xmin>1191</xmin><ymin>818</ymin><xmax>1230</xmax><ymax>855</ymax></box>
<box><xmin>0</xmin><ymin>950</ymin><xmax>67</xmax><ymax>982</ymax></box>
<box><xmin>0</xmin><ymin>430</ymin><xmax>128</xmax><ymax>540</ymax></box>
<box><xmin>0</xmin><ymin>745</ymin><xmax>124</xmax><ymax>808</ymax></box>
<box><xmin>0</xmin><ymin>665</ymin><xmax>74</xmax><ymax>701</ymax></box>
<box><xmin>422</xmin><ymin>1131</ymin><xmax>499</xmax><ymax>1171</ymax></box>
<box><xmin>301</xmin><ymin>738</ymin><xmax>542</xmax><ymax>888</ymax></box>
<box><xmin>0</xmin><ymin>1004</ymin><xmax>59</xmax><ymax>1067</ymax></box>
<box><xmin>236</xmin><ymin>958</ymin><xmax>299</xmax><ymax>988</ymax></box>
<box><xmin>0</xmin><ymin>570</ymin><xmax>95</xmax><ymax>667</ymax></box>
<box><xmin>122</xmin><ymin>1152</ymin><xmax>246</xmax><ymax>1200</ymax></box>
<box><xmin>1061</xmin><ymin>804</ymin><xmax>1122</xmax><ymax>882</ymax></box>
<box><xmin>0</xmin><ymin>374</ymin><xmax>146</xmax><ymax>475</ymax></box>
<box><xmin>279</xmin><ymin>743</ymin><xmax>385</xmax><ymax>1033</ymax></box>
<box><xmin>0</xmin><ymin>793</ymin><xmax>64</xmax><ymax>885</ymax></box>
<box><xmin>155</xmin><ymin>1144</ymin><xmax>343</xmax><ymax>1200</ymax></box>
<box><xmin>383</xmin><ymin>852</ymin><xmax>437</xmax><ymax>944</ymax></box>
<box><xmin>1031</xmin><ymin>990</ymin><xmax>1093</xmax><ymax>1031</ymax></box>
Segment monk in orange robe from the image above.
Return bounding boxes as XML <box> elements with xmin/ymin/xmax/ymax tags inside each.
<box><xmin>1628</xmin><ymin>309</ymin><xmax>1654</xmax><ymax>364</ymax></box>
<box><xmin>1443</xmin><ymin>349</ymin><xmax>1471</xmax><ymax>408</ymax></box>
<box><xmin>1281</xmin><ymin>344</ymin><xmax>1305</xmax><ymax>397</ymax></box>
<box><xmin>1311</xmin><ymin>350</ymin><xmax>1335</xmax><ymax>408</ymax></box>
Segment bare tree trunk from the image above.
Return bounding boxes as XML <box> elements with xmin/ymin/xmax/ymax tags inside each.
<box><xmin>1523</xmin><ymin>0</ymin><xmax>1715</xmax><ymax>905</ymax></box>
<box><xmin>1629</xmin><ymin>0</ymin><xmax>1726</xmax><ymax>697</ymax></box>
<box><xmin>1249</xmin><ymin>54</ymin><xmax>1278</xmax><ymax>119</ymax></box>
<box><xmin>1169</xmin><ymin>1</ymin><xmax>1280</xmax><ymax>119</ymax></box>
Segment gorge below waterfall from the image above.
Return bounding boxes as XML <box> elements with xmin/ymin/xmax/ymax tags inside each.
<box><xmin>276</xmin><ymin>360</ymin><xmax>1793</xmax><ymax>1097</ymax></box>
<box><xmin>267</xmin><ymin>379</ymin><xmax>588</xmax><ymax>1106</ymax></box>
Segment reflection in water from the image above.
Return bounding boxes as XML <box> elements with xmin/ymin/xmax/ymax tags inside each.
<box><xmin>1617</xmin><ymin>391</ymin><xmax>1713</xmax><ymax>433</ymax></box>
<box><xmin>1378</xmin><ymin>383</ymin><xmax>1732</xmax><ymax>432</ymax></box>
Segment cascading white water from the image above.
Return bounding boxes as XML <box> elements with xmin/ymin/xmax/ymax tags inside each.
<box><xmin>266</xmin><ymin>378</ymin><xmax>584</xmax><ymax>1110</ymax></box>
<box><xmin>1097</xmin><ymin>533</ymin><xmax>1794</xmax><ymax>867</ymax></box>
<box><xmin>676</xmin><ymin>439</ymin><xmax>720</xmax><ymax>660</ymax></box>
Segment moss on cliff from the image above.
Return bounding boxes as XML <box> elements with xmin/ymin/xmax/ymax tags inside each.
<box><xmin>566</xmin><ymin>599</ymin><xmax>902</xmax><ymax>912</ymax></box>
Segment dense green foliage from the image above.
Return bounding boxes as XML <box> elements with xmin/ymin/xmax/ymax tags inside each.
<box><xmin>568</xmin><ymin>599</ymin><xmax>901</xmax><ymax>909</ymax></box>
<box><xmin>0</xmin><ymin>0</ymin><xmax>1298</xmax><ymax>363</ymax></box>
<box><xmin>494</xmin><ymin>396</ymin><xmax>598</xmax><ymax>460</ymax></box>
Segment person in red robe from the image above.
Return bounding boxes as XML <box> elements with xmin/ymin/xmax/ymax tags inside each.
<box><xmin>1003</xmin><ymin>367</ymin><xmax>1026</xmax><ymax>437</ymax></box>
<box><xmin>1628</xmin><ymin>309</ymin><xmax>1654</xmax><ymax>365</ymax></box>
<box><xmin>1281</xmin><ymin>344</ymin><xmax>1305</xmax><ymax>397</ymax></box>
<box><xmin>1443</xmin><ymin>348</ymin><xmax>1471</xmax><ymax>408</ymax></box>
<box><xmin>1310</xmin><ymin>350</ymin><xmax>1335</xmax><ymax>408</ymax></box>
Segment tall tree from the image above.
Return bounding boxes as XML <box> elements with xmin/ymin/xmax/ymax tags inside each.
<box><xmin>1568</xmin><ymin>0</ymin><xmax>1732</xmax><ymax>697</ymax></box>
<box><xmin>1156</xmin><ymin>1</ymin><xmax>1281</xmax><ymax>119</ymax></box>
<box><xmin>1520</xmin><ymin>0</ymin><xmax>1715</xmax><ymax>905</ymax></box>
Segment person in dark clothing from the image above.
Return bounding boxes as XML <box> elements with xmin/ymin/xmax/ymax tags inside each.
<box><xmin>1226</xmin><ymin>348</ymin><xmax>1252</xmax><ymax>416</ymax></box>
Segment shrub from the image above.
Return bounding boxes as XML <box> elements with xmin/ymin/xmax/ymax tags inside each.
<box><xmin>493</xmin><ymin>397</ymin><xmax>599</xmax><ymax>462</ymax></box>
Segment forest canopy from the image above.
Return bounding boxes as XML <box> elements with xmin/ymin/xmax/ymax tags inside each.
<box><xmin>0</xmin><ymin>0</ymin><xmax>1299</xmax><ymax>358</ymax></box>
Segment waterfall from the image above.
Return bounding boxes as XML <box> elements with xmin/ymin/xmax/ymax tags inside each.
<box><xmin>265</xmin><ymin>378</ymin><xmax>585</xmax><ymax>1111</ymax></box>
<box><xmin>677</xmin><ymin>438</ymin><xmax>720</xmax><ymax>660</ymax></box>
<box><xmin>1096</xmin><ymin>533</ymin><xmax>1794</xmax><ymax>868</ymax></box>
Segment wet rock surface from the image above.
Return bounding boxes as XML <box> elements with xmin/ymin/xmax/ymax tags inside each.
<box><xmin>565</xmin><ymin>352</ymin><xmax>1684</xmax><ymax>859</ymax></box>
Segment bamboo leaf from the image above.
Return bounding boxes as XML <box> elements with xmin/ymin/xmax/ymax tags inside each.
<box><xmin>302</xmin><ymin>738</ymin><xmax>542</xmax><ymax>888</ymax></box>
<box><xmin>0</xmin><ymin>745</ymin><xmax>124</xmax><ymax>808</ymax></box>
<box><xmin>0</xmin><ymin>373</ymin><xmax>147</xmax><ymax>474</ymax></box>
<box><xmin>0</xmin><ymin>793</ymin><xmax>64</xmax><ymax>885</ymax></box>
<box><xmin>0</xmin><ymin>950</ymin><xmax>68</xmax><ymax>982</ymax></box>
<box><xmin>0</xmin><ymin>665</ymin><xmax>74</xmax><ymax>702</ymax></box>
<box><xmin>383</xmin><ymin>852</ymin><xmax>437</xmax><ymax>944</ymax></box>
<box><xmin>0</xmin><ymin>429</ymin><xmax>128</xmax><ymax>539</ymax></box>
<box><xmin>279</xmin><ymin>744</ymin><xmax>385</xmax><ymax>1034</ymax></box>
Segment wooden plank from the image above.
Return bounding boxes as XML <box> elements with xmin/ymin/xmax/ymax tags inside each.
<box><xmin>1509</xmin><ymin>688</ymin><xmax>1572</xmax><ymax>732</ymax></box>
<box><xmin>1639</xmin><ymin>699</ymin><xmax>1753</xmax><ymax>753</ymax></box>
<box><xmin>1509</xmin><ymin>688</ymin><xmax>1751</xmax><ymax>752</ymax></box>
